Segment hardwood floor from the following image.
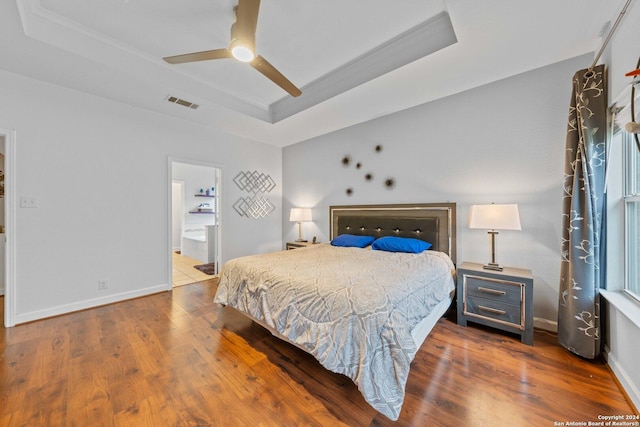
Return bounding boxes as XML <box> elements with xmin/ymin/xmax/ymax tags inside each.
<box><xmin>0</xmin><ymin>282</ymin><xmax>636</xmax><ymax>426</ymax></box>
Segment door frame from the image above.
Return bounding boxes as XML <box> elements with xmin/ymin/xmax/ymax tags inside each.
<box><xmin>2</xmin><ymin>128</ymin><xmax>16</xmax><ymax>327</ymax></box>
<box><xmin>171</xmin><ymin>180</ymin><xmax>185</xmax><ymax>253</ymax></box>
<box><xmin>167</xmin><ymin>157</ymin><xmax>222</xmax><ymax>288</ymax></box>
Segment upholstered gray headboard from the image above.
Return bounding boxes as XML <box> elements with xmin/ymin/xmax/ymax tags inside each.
<box><xmin>329</xmin><ymin>203</ymin><xmax>456</xmax><ymax>264</ymax></box>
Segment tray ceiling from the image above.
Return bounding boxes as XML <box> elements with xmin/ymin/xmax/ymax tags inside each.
<box><xmin>4</xmin><ymin>0</ymin><xmax>626</xmax><ymax>146</ymax></box>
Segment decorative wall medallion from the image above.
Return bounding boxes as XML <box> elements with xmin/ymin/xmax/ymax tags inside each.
<box><xmin>233</xmin><ymin>170</ymin><xmax>276</xmax><ymax>194</ymax></box>
<box><xmin>233</xmin><ymin>170</ymin><xmax>276</xmax><ymax>218</ymax></box>
<box><xmin>384</xmin><ymin>178</ymin><xmax>396</xmax><ymax>189</ymax></box>
<box><xmin>233</xmin><ymin>196</ymin><xmax>276</xmax><ymax>219</ymax></box>
<box><xmin>341</xmin><ymin>144</ymin><xmax>395</xmax><ymax>195</ymax></box>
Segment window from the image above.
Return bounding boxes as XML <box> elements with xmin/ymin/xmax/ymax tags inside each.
<box><xmin>624</xmin><ymin>131</ymin><xmax>640</xmax><ymax>300</ymax></box>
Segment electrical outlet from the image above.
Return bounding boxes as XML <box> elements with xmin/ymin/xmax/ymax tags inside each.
<box><xmin>98</xmin><ymin>280</ymin><xmax>108</xmax><ymax>290</ymax></box>
<box><xmin>20</xmin><ymin>197</ymin><xmax>38</xmax><ymax>208</ymax></box>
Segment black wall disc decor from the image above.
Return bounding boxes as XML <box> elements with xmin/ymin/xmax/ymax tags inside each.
<box><xmin>342</xmin><ymin>144</ymin><xmax>396</xmax><ymax>196</ymax></box>
<box><xmin>341</xmin><ymin>144</ymin><xmax>395</xmax><ymax>195</ymax></box>
<box><xmin>384</xmin><ymin>178</ymin><xmax>396</xmax><ymax>189</ymax></box>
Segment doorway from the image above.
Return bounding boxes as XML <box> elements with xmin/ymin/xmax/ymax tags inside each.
<box><xmin>169</xmin><ymin>159</ymin><xmax>221</xmax><ymax>288</ymax></box>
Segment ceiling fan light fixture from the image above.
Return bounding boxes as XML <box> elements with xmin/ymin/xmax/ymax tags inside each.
<box><xmin>231</xmin><ymin>45</ymin><xmax>255</xmax><ymax>62</ymax></box>
<box><xmin>163</xmin><ymin>0</ymin><xmax>301</xmax><ymax>97</ymax></box>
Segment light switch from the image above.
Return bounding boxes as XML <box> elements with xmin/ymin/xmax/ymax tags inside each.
<box><xmin>20</xmin><ymin>197</ymin><xmax>38</xmax><ymax>208</ymax></box>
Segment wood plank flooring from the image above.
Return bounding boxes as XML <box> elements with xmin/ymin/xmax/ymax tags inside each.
<box><xmin>0</xmin><ymin>282</ymin><xmax>636</xmax><ymax>426</ymax></box>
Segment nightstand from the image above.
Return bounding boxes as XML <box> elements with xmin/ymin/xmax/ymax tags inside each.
<box><xmin>286</xmin><ymin>241</ymin><xmax>316</xmax><ymax>250</ymax></box>
<box><xmin>456</xmin><ymin>261</ymin><xmax>534</xmax><ymax>345</ymax></box>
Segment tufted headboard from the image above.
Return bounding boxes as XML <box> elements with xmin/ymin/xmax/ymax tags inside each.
<box><xmin>329</xmin><ymin>203</ymin><xmax>456</xmax><ymax>264</ymax></box>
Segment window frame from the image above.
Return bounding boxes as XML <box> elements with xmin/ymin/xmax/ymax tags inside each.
<box><xmin>623</xmin><ymin>130</ymin><xmax>640</xmax><ymax>302</ymax></box>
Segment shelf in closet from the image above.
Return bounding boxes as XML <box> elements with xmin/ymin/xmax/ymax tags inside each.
<box><xmin>189</xmin><ymin>210</ymin><xmax>215</xmax><ymax>214</ymax></box>
<box><xmin>194</xmin><ymin>194</ymin><xmax>215</xmax><ymax>197</ymax></box>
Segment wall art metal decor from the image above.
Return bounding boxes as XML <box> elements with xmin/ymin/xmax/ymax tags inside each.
<box><xmin>233</xmin><ymin>170</ymin><xmax>276</xmax><ymax>218</ymax></box>
<box><xmin>341</xmin><ymin>144</ymin><xmax>395</xmax><ymax>195</ymax></box>
<box><xmin>384</xmin><ymin>177</ymin><xmax>396</xmax><ymax>189</ymax></box>
<box><xmin>233</xmin><ymin>196</ymin><xmax>275</xmax><ymax>218</ymax></box>
<box><xmin>233</xmin><ymin>170</ymin><xmax>276</xmax><ymax>193</ymax></box>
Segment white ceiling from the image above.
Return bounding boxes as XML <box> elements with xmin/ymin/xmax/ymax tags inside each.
<box><xmin>0</xmin><ymin>0</ymin><xmax>625</xmax><ymax>147</ymax></box>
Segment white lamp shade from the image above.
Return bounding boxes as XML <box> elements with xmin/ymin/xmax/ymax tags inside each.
<box><xmin>289</xmin><ymin>207</ymin><xmax>312</xmax><ymax>222</ymax></box>
<box><xmin>469</xmin><ymin>204</ymin><xmax>521</xmax><ymax>230</ymax></box>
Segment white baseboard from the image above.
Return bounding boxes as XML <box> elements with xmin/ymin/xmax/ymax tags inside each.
<box><xmin>534</xmin><ymin>317</ymin><xmax>558</xmax><ymax>332</ymax></box>
<box><xmin>13</xmin><ymin>283</ymin><xmax>170</xmax><ymax>325</ymax></box>
<box><xmin>0</xmin><ymin>287</ymin><xmax>4</xmax><ymax>296</ymax></box>
<box><xmin>604</xmin><ymin>345</ymin><xmax>640</xmax><ymax>411</ymax></box>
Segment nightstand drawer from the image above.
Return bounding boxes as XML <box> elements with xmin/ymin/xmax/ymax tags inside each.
<box><xmin>464</xmin><ymin>274</ymin><xmax>523</xmax><ymax>305</ymax></box>
<box><xmin>464</xmin><ymin>296</ymin><xmax>522</xmax><ymax>329</ymax></box>
<box><xmin>457</xmin><ymin>262</ymin><xmax>533</xmax><ymax>345</ymax></box>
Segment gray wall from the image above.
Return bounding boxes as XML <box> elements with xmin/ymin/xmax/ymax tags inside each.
<box><xmin>283</xmin><ymin>54</ymin><xmax>593</xmax><ymax>328</ymax></box>
<box><xmin>0</xmin><ymin>69</ymin><xmax>282</xmax><ymax>324</ymax></box>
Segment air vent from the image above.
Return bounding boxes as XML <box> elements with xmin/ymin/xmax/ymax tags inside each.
<box><xmin>165</xmin><ymin>95</ymin><xmax>199</xmax><ymax>110</ymax></box>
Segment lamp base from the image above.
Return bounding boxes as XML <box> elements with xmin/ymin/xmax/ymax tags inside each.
<box><xmin>295</xmin><ymin>239</ymin><xmax>308</xmax><ymax>242</ymax></box>
<box><xmin>483</xmin><ymin>263</ymin><xmax>503</xmax><ymax>271</ymax></box>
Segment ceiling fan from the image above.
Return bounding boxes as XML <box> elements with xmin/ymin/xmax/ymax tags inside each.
<box><xmin>163</xmin><ymin>0</ymin><xmax>302</xmax><ymax>98</ymax></box>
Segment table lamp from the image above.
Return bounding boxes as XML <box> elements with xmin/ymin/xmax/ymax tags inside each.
<box><xmin>469</xmin><ymin>204</ymin><xmax>521</xmax><ymax>271</ymax></box>
<box><xmin>289</xmin><ymin>208</ymin><xmax>312</xmax><ymax>242</ymax></box>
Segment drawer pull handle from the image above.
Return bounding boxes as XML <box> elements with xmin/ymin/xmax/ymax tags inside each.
<box><xmin>478</xmin><ymin>305</ymin><xmax>506</xmax><ymax>315</ymax></box>
<box><xmin>478</xmin><ymin>287</ymin><xmax>506</xmax><ymax>296</ymax></box>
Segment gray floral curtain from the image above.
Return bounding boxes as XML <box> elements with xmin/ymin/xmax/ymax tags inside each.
<box><xmin>558</xmin><ymin>64</ymin><xmax>607</xmax><ymax>359</ymax></box>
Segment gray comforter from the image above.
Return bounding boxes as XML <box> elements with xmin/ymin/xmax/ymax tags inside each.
<box><xmin>213</xmin><ymin>243</ymin><xmax>455</xmax><ymax>420</ymax></box>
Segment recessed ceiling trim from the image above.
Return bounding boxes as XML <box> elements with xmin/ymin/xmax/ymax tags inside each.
<box><xmin>268</xmin><ymin>11</ymin><xmax>457</xmax><ymax>123</ymax></box>
<box><xmin>15</xmin><ymin>0</ymin><xmax>272</xmax><ymax>122</ymax></box>
<box><xmin>18</xmin><ymin>0</ymin><xmax>456</xmax><ymax>125</ymax></box>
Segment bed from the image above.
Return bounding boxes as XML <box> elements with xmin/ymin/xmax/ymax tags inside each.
<box><xmin>214</xmin><ymin>203</ymin><xmax>457</xmax><ymax>420</ymax></box>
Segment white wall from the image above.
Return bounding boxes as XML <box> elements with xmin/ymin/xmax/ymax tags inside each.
<box><xmin>609</xmin><ymin>0</ymin><xmax>640</xmax><ymax>108</ymax></box>
<box><xmin>283</xmin><ymin>54</ymin><xmax>593</xmax><ymax>328</ymax></box>
<box><xmin>0</xmin><ymin>69</ymin><xmax>282</xmax><ymax>325</ymax></box>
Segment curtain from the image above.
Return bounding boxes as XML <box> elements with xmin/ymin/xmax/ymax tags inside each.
<box><xmin>558</xmin><ymin>64</ymin><xmax>607</xmax><ymax>359</ymax></box>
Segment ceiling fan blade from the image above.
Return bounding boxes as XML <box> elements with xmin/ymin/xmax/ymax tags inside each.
<box><xmin>163</xmin><ymin>49</ymin><xmax>231</xmax><ymax>64</ymax></box>
<box><xmin>251</xmin><ymin>55</ymin><xmax>302</xmax><ymax>97</ymax></box>
<box><xmin>233</xmin><ymin>0</ymin><xmax>260</xmax><ymax>47</ymax></box>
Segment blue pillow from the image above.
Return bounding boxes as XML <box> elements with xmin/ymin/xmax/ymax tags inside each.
<box><xmin>330</xmin><ymin>234</ymin><xmax>375</xmax><ymax>248</ymax></box>
<box><xmin>372</xmin><ymin>236</ymin><xmax>432</xmax><ymax>253</ymax></box>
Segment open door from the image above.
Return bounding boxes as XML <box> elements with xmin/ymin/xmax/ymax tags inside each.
<box><xmin>1</xmin><ymin>128</ymin><xmax>15</xmax><ymax>327</ymax></box>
